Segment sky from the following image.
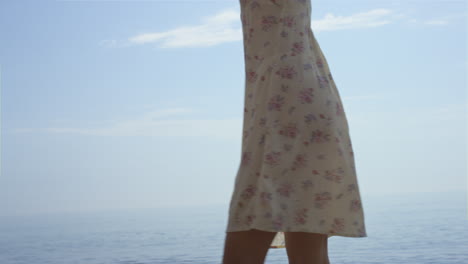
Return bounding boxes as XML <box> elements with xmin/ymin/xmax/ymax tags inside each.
<box><xmin>0</xmin><ymin>0</ymin><xmax>466</xmax><ymax>217</ymax></box>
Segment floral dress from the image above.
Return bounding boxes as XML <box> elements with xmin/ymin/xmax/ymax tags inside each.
<box><xmin>226</xmin><ymin>0</ymin><xmax>367</xmax><ymax>248</ymax></box>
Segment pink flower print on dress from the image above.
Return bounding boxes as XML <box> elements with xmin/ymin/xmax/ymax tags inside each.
<box><xmin>250</xmin><ymin>107</ymin><xmax>256</xmax><ymax>118</ymax></box>
<box><xmin>316</xmin><ymin>57</ymin><xmax>324</xmax><ymax>68</ymax></box>
<box><xmin>272</xmin><ymin>119</ymin><xmax>281</xmax><ymax>129</ymax></box>
<box><xmin>278</xmin><ymin>122</ymin><xmax>299</xmax><ymax>139</ymax></box>
<box><xmin>318</xmin><ymin>113</ymin><xmax>333</xmax><ymax>125</ymax></box>
<box><xmin>336</xmin><ymin>146</ymin><xmax>344</xmax><ymax>157</ymax></box>
<box><xmin>242</xmin><ymin>129</ymin><xmax>249</xmax><ymax>141</ymax></box>
<box><xmin>350</xmin><ymin>199</ymin><xmax>363</xmax><ymax>213</ymax></box>
<box><xmin>294</xmin><ymin>208</ymin><xmax>309</xmax><ymax>225</ymax></box>
<box><xmin>241</xmin><ymin>151</ymin><xmax>252</xmax><ymax>166</ymax></box>
<box><xmin>357</xmin><ymin>226</ymin><xmax>366</xmax><ymax>236</ymax></box>
<box><xmin>245</xmin><ymin>214</ymin><xmax>256</xmax><ymax>225</ymax></box>
<box><xmin>255</xmin><ymin>171</ymin><xmax>261</xmax><ymax>178</ymax></box>
<box><xmin>298</xmin><ymin>87</ymin><xmax>314</xmax><ymax>104</ymax></box>
<box><xmin>336</xmin><ymin>127</ymin><xmax>345</xmax><ymax>138</ymax></box>
<box><xmin>261</xmin><ymin>15</ymin><xmax>279</xmax><ymax>32</ymax></box>
<box><xmin>241</xmin><ymin>184</ymin><xmax>258</xmax><ymax>200</ymax></box>
<box><xmin>319</xmin><ymin>114</ymin><xmax>332</xmax><ymax>121</ymax></box>
<box><xmin>277</xmin><ymin>182</ymin><xmax>294</xmax><ymax>198</ymax></box>
<box><xmin>265</xmin><ymin>151</ymin><xmax>282</xmax><ymax>166</ymax></box>
<box><xmin>267</xmin><ymin>63</ymin><xmax>277</xmax><ymax>73</ymax></box>
<box><xmin>249</xmin><ymin>1</ymin><xmax>260</xmax><ymax>10</ymax></box>
<box><xmin>323</xmin><ymin>167</ymin><xmax>345</xmax><ymax>183</ymax></box>
<box><xmin>281</xmin><ymin>15</ymin><xmax>296</xmax><ymax>28</ymax></box>
<box><xmin>268</xmin><ymin>94</ymin><xmax>286</xmax><ymax>111</ymax></box>
<box><xmin>314</xmin><ymin>192</ymin><xmax>332</xmax><ymax>209</ymax></box>
<box><xmin>258</xmin><ymin>133</ymin><xmax>266</xmax><ymax>145</ymax></box>
<box><xmin>317</xmin><ymin>75</ymin><xmax>329</xmax><ymax>89</ymax></box>
<box><xmin>247</xmin><ymin>69</ymin><xmax>258</xmax><ymax>83</ymax></box>
<box><xmin>303</xmin><ymin>63</ymin><xmax>313</xmax><ymax>70</ymax></box>
<box><xmin>244</xmin><ymin>27</ymin><xmax>254</xmax><ymax>43</ymax></box>
<box><xmin>290</xmin><ymin>41</ymin><xmax>305</xmax><ymax>56</ymax></box>
<box><xmin>253</xmin><ymin>54</ymin><xmax>264</xmax><ymax>62</ymax></box>
<box><xmin>260</xmin><ymin>191</ymin><xmax>273</xmax><ymax>206</ymax></box>
<box><xmin>330</xmin><ymin>218</ymin><xmax>345</xmax><ymax>233</ymax></box>
<box><xmin>275</xmin><ymin>66</ymin><xmax>297</xmax><ymax>80</ymax></box>
<box><xmin>304</xmin><ymin>112</ymin><xmax>317</xmax><ymax>125</ymax></box>
<box><xmin>335</xmin><ymin>101</ymin><xmax>345</xmax><ymax>116</ymax></box>
<box><xmin>272</xmin><ymin>214</ymin><xmax>284</xmax><ymax>231</ymax></box>
<box><xmin>347</xmin><ymin>183</ymin><xmax>357</xmax><ymax>193</ymax></box>
<box><xmin>240</xmin><ymin>12</ymin><xmax>248</xmax><ymax>26</ymax></box>
<box><xmin>291</xmin><ymin>153</ymin><xmax>308</xmax><ymax>171</ymax></box>
<box><xmin>301</xmin><ymin>179</ymin><xmax>314</xmax><ymax>191</ymax></box>
<box><xmin>309</xmin><ymin>129</ymin><xmax>331</xmax><ymax>143</ymax></box>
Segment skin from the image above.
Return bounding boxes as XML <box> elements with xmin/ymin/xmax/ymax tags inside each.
<box><xmin>222</xmin><ymin>228</ymin><xmax>330</xmax><ymax>264</ymax></box>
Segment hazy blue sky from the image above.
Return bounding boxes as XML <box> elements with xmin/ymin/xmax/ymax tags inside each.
<box><xmin>0</xmin><ymin>0</ymin><xmax>466</xmax><ymax>216</ymax></box>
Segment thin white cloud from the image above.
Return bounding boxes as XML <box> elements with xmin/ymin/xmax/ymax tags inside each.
<box><xmin>424</xmin><ymin>19</ymin><xmax>449</xmax><ymax>25</ymax></box>
<box><xmin>312</xmin><ymin>8</ymin><xmax>395</xmax><ymax>32</ymax></box>
<box><xmin>127</xmin><ymin>8</ymin><xmax>242</xmax><ymax>48</ymax></box>
<box><xmin>407</xmin><ymin>12</ymin><xmax>465</xmax><ymax>26</ymax></box>
<box><xmin>101</xmin><ymin>8</ymin><xmax>399</xmax><ymax>49</ymax></box>
<box><xmin>99</xmin><ymin>7</ymin><xmax>460</xmax><ymax>48</ymax></box>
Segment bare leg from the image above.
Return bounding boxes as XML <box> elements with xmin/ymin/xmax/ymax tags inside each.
<box><xmin>222</xmin><ymin>228</ymin><xmax>277</xmax><ymax>264</ymax></box>
<box><xmin>284</xmin><ymin>232</ymin><xmax>330</xmax><ymax>264</ymax></box>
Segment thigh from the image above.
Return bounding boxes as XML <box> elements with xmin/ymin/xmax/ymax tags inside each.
<box><xmin>284</xmin><ymin>232</ymin><xmax>329</xmax><ymax>263</ymax></box>
<box><xmin>223</xmin><ymin>229</ymin><xmax>277</xmax><ymax>264</ymax></box>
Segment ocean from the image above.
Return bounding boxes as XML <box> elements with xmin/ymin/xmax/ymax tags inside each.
<box><xmin>1</xmin><ymin>190</ymin><xmax>467</xmax><ymax>264</ymax></box>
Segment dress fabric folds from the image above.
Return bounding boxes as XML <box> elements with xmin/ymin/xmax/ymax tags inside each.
<box><xmin>226</xmin><ymin>0</ymin><xmax>368</xmax><ymax>248</ymax></box>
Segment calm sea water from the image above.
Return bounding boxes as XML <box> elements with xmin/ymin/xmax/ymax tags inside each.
<box><xmin>1</xmin><ymin>190</ymin><xmax>467</xmax><ymax>264</ymax></box>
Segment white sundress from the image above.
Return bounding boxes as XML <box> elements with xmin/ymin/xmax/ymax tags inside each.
<box><xmin>226</xmin><ymin>0</ymin><xmax>368</xmax><ymax>248</ymax></box>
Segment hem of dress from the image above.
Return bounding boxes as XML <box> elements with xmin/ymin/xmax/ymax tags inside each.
<box><xmin>226</xmin><ymin>226</ymin><xmax>367</xmax><ymax>238</ymax></box>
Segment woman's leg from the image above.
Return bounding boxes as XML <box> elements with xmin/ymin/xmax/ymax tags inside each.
<box><xmin>222</xmin><ymin>228</ymin><xmax>277</xmax><ymax>264</ymax></box>
<box><xmin>284</xmin><ymin>232</ymin><xmax>330</xmax><ymax>264</ymax></box>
